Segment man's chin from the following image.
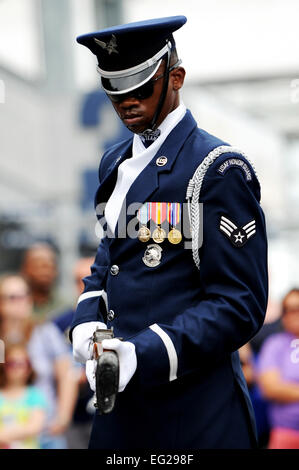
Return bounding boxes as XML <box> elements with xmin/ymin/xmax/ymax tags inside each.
<box><xmin>124</xmin><ymin>122</ymin><xmax>148</xmax><ymax>134</ymax></box>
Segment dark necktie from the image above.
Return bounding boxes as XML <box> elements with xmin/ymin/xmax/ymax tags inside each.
<box><xmin>139</xmin><ymin>129</ymin><xmax>161</xmax><ymax>148</ymax></box>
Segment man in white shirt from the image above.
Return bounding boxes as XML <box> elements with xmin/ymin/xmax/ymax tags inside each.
<box><xmin>70</xmin><ymin>16</ymin><xmax>268</xmax><ymax>449</ymax></box>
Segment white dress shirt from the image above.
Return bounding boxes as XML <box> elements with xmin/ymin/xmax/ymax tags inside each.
<box><xmin>105</xmin><ymin>103</ymin><xmax>186</xmax><ymax>235</ymax></box>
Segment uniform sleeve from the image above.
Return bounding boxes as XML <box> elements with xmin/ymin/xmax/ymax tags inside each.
<box><xmin>69</xmin><ymin>237</ymin><xmax>109</xmax><ymax>340</ymax></box>
<box><xmin>129</xmin><ymin>158</ymin><xmax>268</xmax><ymax>388</ymax></box>
<box><xmin>69</xmin><ymin>153</ymin><xmax>110</xmax><ymax>341</ymax></box>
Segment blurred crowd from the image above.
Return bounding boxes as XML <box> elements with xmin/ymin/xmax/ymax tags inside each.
<box><xmin>0</xmin><ymin>242</ymin><xmax>299</xmax><ymax>449</ymax></box>
<box><xmin>0</xmin><ymin>243</ymin><xmax>95</xmax><ymax>449</ymax></box>
<box><xmin>240</xmin><ymin>287</ymin><xmax>299</xmax><ymax>449</ymax></box>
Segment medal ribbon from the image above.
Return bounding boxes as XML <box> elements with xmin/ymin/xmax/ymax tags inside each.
<box><xmin>147</xmin><ymin>202</ymin><xmax>152</xmax><ymax>222</ymax></box>
<box><xmin>170</xmin><ymin>203</ymin><xmax>181</xmax><ymax>227</ymax></box>
<box><xmin>167</xmin><ymin>203</ymin><xmax>171</xmax><ymax>225</ymax></box>
<box><xmin>157</xmin><ymin>202</ymin><xmax>167</xmax><ymax>224</ymax></box>
<box><xmin>157</xmin><ymin>202</ymin><xmax>161</xmax><ymax>225</ymax></box>
<box><xmin>176</xmin><ymin>203</ymin><xmax>181</xmax><ymax>226</ymax></box>
<box><xmin>138</xmin><ymin>203</ymin><xmax>150</xmax><ymax>225</ymax></box>
<box><xmin>150</xmin><ymin>202</ymin><xmax>157</xmax><ymax>225</ymax></box>
<box><xmin>151</xmin><ymin>202</ymin><xmax>167</xmax><ymax>225</ymax></box>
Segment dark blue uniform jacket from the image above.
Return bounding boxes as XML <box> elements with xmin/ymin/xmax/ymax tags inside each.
<box><xmin>70</xmin><ymin>110</ymin><xmax>268</xmax><ymax>449</ymax></box>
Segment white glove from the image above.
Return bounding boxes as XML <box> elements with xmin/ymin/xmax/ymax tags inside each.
<box><xmin>85</xmin><ymin>339</ymin><xmax>137</xmax><ymax>393</ymax></box>
<box><xmin>72</xmin><ymin>321</ymin><xmax>107</xmax><ymax>364</ymax></box>
<box><xmin>85</xmin><ymin>359</ymin><xmax>96</xmax><ymax>392</ymax></box>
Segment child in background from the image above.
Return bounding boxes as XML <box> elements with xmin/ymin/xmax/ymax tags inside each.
<box><xmin>258</xmin><ymin>288</ymin><xmax>299</xmax><ymax>448</ymax></box>
<box><xmin>0</xmin><ymin>343</ymin><xmax>47</xmax><ymax>448</ymax></box>
<box><xmin>0</xmin><ymin>274</ymin><xmax>79</xmax><ymax>449</ymax></box>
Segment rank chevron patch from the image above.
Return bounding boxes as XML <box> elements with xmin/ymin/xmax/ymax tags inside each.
<box><xmin>219</xmin><ymin>215</ymin><xmax>256</xmax><ymax>247</ymax></box>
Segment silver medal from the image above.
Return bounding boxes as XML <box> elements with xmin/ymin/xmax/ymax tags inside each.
<box><xmin>142</xmin><ymin>244</ymin><xmax>162</xmax><ymax>267</ymax></box>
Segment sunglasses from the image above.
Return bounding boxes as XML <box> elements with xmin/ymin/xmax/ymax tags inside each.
<box><xmin>107</xmin><ymin>61</ymin><xmax>181</xmax><ymax>104</ymax></box>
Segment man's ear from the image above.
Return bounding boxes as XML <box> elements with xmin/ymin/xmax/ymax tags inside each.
<box><xmin>172</xmin><ymin>67</ymin><xmax>186</xmax><ymax>91</ymax></box>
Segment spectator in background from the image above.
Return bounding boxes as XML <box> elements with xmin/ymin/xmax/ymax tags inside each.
<box><xmin>53</xmin><ymin>256</ymin><xmax>95</xmax><ymax>337</ymax></box>
<box><xmin>239</xmin><ymin>343</ymin><xmax>255</xmax><ymax>388</ymax></box>
<box><xmin>250</xmin><ymin>273</ymin><xmax>283</xmax><ymax>356</ymax></box>
<box><xmin>0</xmin><ymin>274</ymin><xmax>33</xmax><ymax>344</ymax></box>
<box><xmin>53</xmin><ymin>256</ymin><xmax>96</xmax><ymax>449</ymax></box>
<box><xmin>245</xmin><ymin>277</ymin><xmax>284</xmax><ymax>448</ymax></box>
<box><xmin>258</xmin><ymin>288</ymin><xmax>299</xmax><ymax>449</ymax></box>
<box><xmin>21</xmin><ymin>243</ymin><xmax>70</xmax><ymax>321</ymax></box>
<box><xmin>0</xmin><ymin>343</ymin><xmax>47</xmax><ymax>449</ymax></box>
<box><xmin>239</xmin><ymin>341</ymin><xmax>270</xmax><ymax>448</ymax></box>
<box><xmin>0</xmin><ymin>274</ymin><xmax>79</xmax><ymax>449</ymax></box>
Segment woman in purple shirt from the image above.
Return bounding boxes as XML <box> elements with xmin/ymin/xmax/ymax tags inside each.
<box><xmin>258</xmin><ymin>288</ymin><xmax>299</xmax><ymax>448</ymax></box>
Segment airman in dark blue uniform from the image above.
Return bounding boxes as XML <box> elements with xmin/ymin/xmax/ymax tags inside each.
<box><xmin>71</xmin><ymin>16</ymin><xmax>268</xmax><ymax>449</ymax></box>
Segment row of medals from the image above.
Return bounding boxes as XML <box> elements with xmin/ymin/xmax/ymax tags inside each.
<box><xmin>138</xmin><ymin>224</ymin><xmax>182</xmax><ymax>245</ymax></box>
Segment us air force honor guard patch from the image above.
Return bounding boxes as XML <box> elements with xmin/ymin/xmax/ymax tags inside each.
<box><xmin>217</xmin><ymin>158</ymin><xmax>252</xmax><ymax>181</ymax></box>
<box><xmin>219</xmin><ymin>215</ymin><xmax>256</xmax><ymax>247</ymax></box>
<box><xmin>142</xmin><ymin>244</ymin><xmax>162</xmax><ymax>267</ymax></box>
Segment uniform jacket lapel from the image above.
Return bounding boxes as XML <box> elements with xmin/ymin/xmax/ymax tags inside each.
<box><xmin>111</xmin><ymin>110</ymin><xmax>197</xmax><ymax>240</ymax></box>
<box><xmin>95</xmin><ymin>139</ymin><xmax>132</xmax><ymax>208</ymax></box>
<box><xmin>126</xmin><ymin>110</ymin><xmax>197</xmax><ymax>208</ymax></box>
<box><xmin>96</xmin><ymin>110</ymin><xmax>197</xmax><ymax>241</ymax></box>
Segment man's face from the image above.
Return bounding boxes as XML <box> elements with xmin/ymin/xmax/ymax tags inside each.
<box><xmin>109</xmin><ymin>61</ymin><xmax>185</xmax><ymax>134</ymax></box>
<box><xmin>22</xmin><ymin>248</ymin><xmax>57</xmax><ymax>291</ymax></box>
<box><xmin>0</xmin><ymin>276</ymin><xmax>32</xmax><ymax>320</ymax></box>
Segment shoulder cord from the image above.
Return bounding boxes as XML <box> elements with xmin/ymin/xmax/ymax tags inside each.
<box><xmin>185</xmin><ymin>145</ymin><xmax>258</xmax><ymax>270</ymax></box>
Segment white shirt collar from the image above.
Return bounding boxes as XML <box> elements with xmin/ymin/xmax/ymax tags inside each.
<box><xmin>132</xmin><ymin>102</ymin><xmax>186</xmax><ymax>157</ymax></box>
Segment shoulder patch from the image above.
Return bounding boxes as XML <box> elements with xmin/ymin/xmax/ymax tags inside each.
<box><xmin>217</xmin><ymin>158</ymin><xmax>252</xmax><ymax>181</ymax></box>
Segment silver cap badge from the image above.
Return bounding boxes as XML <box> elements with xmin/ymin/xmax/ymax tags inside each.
<box><xmin>94</xmin><ymin>35</ymin><xmax>119</xmax><ymax>55</ymax></box>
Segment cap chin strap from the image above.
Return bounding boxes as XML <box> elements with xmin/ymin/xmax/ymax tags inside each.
<box><xmin>144</xmin><ymin>41</ymin><xmax>172</xmax><ymax>133</ymax></box>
